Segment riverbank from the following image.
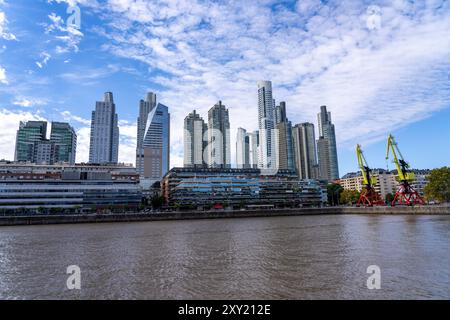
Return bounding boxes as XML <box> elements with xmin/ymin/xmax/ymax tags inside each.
<box><xmin>0</xmin><ymin>205</ymin><xmax>449</xmax><ymax>226</ymax></box>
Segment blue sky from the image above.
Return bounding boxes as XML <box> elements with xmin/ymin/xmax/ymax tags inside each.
<box><xmin>0</xmin><ymin>0</ymin><xmax>449</xmax><ymax>176</ymax></box>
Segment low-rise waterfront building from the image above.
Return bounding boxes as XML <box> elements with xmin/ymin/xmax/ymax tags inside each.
<box><xmin>161</xmin><ymin>167</ymin><xmax>325</xmax><ymax>209</ymax></box>
<box><xmin>0</xmin><ymin>162</ymin><xmax>141</xmax><ymax>212</ymax></box>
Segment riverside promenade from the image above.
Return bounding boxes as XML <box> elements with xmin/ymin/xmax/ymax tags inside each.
<box><xmin>0</xmin><ymin>206</ymin><xmax>449</xmax><ymax>227</ymax></box>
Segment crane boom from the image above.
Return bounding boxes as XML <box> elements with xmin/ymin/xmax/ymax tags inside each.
<box><xmin>355</xmin><ymin>144</ymin><xmax>384</xmax><ymax>207</ymax></box>
<box><xmin>385</xmin><ymin>134</ymin><xmax>424</xmax><ymax>206</ymax></box>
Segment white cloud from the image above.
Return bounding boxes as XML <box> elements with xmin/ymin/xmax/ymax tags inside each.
<box><xmin>0</xmin><ymin>66</ymin><xmax>7</xmax><ymax>84</ymax></box>
<box><xmin>12</xmin><ymin>97</ymin><xmax>47</xmax><ymax>107</ymax></box>
<box><xmin>36</xmin><ymin>52</ymin><xmax>51</xmax><ymax>69</ymax></box>
<box><xmin>0</xmin><ymin>9</ymin><xmax>16</xmax><ymax>41</ymax></box>
<box><xmin>91</xmin><ymin>0</ymin><xmax>450</xmax><ymax>167</ymax></box>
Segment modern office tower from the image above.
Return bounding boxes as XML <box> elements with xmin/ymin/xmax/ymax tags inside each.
<box><xmin>236</xmin><ymin>128</ymin><xmax>251</xmax><ymax>169</ymax></box>
<box><xmin>89</xmin><ymin>92</ymin><xmax>119</xmax><ymax>164</ymax></box>
<box><xmin>274</xmin><ymin>102</ymin><xmax>295</xmax><ymax>171</ymax></box>
<box><xmin>184</xmin><ymin>110</ymin><xmax>208</xmax><ymax>168</ymax></box>
<box><xmin>292</xmin><ymin>123</ymin><xmax>318</xmax><ymax>179</ymax></box>
<box><xmin>248</xmin><ymin>130</ymin><xmax>259</xmax><ymax>169</ymax></box>
<box><xmin>207</xmin><ymin>101</ymin><xmax>231</xmax><ymax>168</ymax></box>
<box><xmin>14</xmin><ymin>121</ymin><xmax>48</xmax><ymax>162</ymax></box>
<box><xmin>317</xmin><ymin>105</ymin><xmax>339</xmax><ymax>180</ymax></box>
<box><xmin>257</xmin><ymin>81</ymin><xmax>276</xmax><ymax>170</ymax></box>
<box><xmin>136</xmin><ymin>92</ymin><xmax>157</xmax><ymax>175</ymax></box>
<box><xmin>34</xmin><ymin>140</ymin><xmax>55</xmax><ymax>165</ymax></box>
<box><xmin>50</xmin><ymin>122</ymin><xmax>77</xmax><ymax>164</ymax></box>
<box><xmin>141</xmin><ymin>103</ymin><xmax>170</xmax><ymax>180</ymax></box>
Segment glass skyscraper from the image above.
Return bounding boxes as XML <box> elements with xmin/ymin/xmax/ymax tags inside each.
<box><xmin>257</xmin><ymin>81</ymin><xmax>276</xmax><ymax>170</ymax></box>
<box><xmin>207</xmin><ymin>101</ymin><xmax>231</xmax><ymax>169</ymax></box>
<box><xmin>136</xmin><ymin>92</ymin><xmax>157</xmax><ymax>175</ymax></box>
<box><xmin>50</xmin><ymin>122</ymin><xmax>77</xmax><ymax>164</ymax></box>
<box><xmin>317</xmin><ymin>105</ymin><xmax>339</xmax><ymax>181</ymax></box>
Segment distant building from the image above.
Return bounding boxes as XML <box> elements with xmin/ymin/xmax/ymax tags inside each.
<box><xmin>0</xmin><ymin>163</ymin><xmax>141</xmax><ymax>211</ymax></box>
<box><xmin>184</xmin><ymin>110</ymin><xmax>208</xmax><ymax>168</ymax></box>
<box><xmin>207</xmin><ymin>101</ymin><xmax>231</xmax><ymax>168</ymax></box>
<box><xmin>317</xmin><ymin>105</ymin><xmax>339</xmax><ymax>181</ymax></box>
<box><xmin>339</xmin><ymin>169</ymin><xmax>431</xmax><ymax>199</ymax></box>
<box><xmin>161</xmin><ymin>167</ymin><xmax>324</xmax><ymax>209</ymax></box>
<box><xmin>248</xmin><ymin>130</ymin><xmax>259</xmax><ymax>169</ymax></box>
<box><xmin>236</xmin><ymin>128</ymin><xmax>251</xmax><ymax>169</ymax></box>
<box><xmin>141</xmin><ymin>103</ymin><xmax>170</xmax><ymax>180</ymax></box>
<box><xmin>292</xmin><ymin>123</ymin><xmax>318</xmax><ymax>179</ymax></box>
<box><xmin>274</xmin><ymin>102</ymin><xmax>295</xmax><ymax>171</ymax></box>
<box><xmin>89</xmin><ymin>92</ymin><xmax>119</xmax><ymax>164</ymax></box>
<box><xmin>50</xmin><ymin>122</ymin><xmax>77</xmax><ymax>165</ymax></box>
<box><xmin>136</xmin><ymin>92</ymin><xmax>157</xmax><ymax>175</ymax></box>
<box><xmin>14</xmin><ymin>121</ymin><xmax>76</xmax><ymax>165</ymax></box>
<box><xmin>257</xmin><ymin>81</ymin><xmax>276</xmax><ymax>170</ymax></box>
<box><xmin>14</xmin><ymin>121</ymin><xmax>48</xmax><ymax>163</ymax></box>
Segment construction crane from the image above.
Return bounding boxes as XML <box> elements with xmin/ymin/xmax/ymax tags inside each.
<box><xmin>356</xmin><ymin>144</ymin><xmax>384</xmax><ymax>207</ymax></box>
<box><xmin>385</xmin><ymin>134</ymin><xmax>425</xmax><ymax>206</ymax></box>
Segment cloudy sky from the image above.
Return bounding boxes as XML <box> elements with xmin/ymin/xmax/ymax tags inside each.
<box><xmin>0</xmin><ymin>0</ymin><xmax>449</xmax><ymax>175</ymax></box>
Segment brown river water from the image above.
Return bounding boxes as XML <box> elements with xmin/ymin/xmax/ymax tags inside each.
<box><xmin>0</xmin><ymin>214</ymin><xmax>449</xmax><ymax>299</ymax></box>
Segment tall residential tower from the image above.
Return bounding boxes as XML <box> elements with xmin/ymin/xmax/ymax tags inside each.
<box><xmin>257</xmin><ymin>81</ymin><xmax>276</xmax><ymax>170</ymax></box>
<box><xmin>317</xmin><ymin>105</ymin><xmax>339</xmax><ymax>181</ymax></box>
<box><xmin>89</xmin><ymin>92</ymin><xmax>119</xmax><ymax>164</ymax></box>
<box><xmin>207</xmin><ymin>101</ymin><xmax>231</xmax><ymax>168</ymax></box>
<box><xmin>184</xmin><ymin>110</ymin><xmax>208</xmax><ymax>168</ymax></box>
<box><xmin>136</xmin><ymin>92</ymin><xmax>157</xmax><ymax>175</ymax></box>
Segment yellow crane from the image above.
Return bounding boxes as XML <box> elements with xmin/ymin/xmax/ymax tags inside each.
<box><xmin>386</xmin><ymin>134</ymin><xmax>425</xmax><ymax>206</ymax></box>
<box><xmin>356</xmin><ymin>144</ymin><xmax>384</xmax><ymax>207</ymax></box>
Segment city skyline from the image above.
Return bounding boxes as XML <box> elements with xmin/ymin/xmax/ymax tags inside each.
<box><xmin>0</xmin><ymin>1</ymin><xmax>449</xmax><ymax>176</ymax></box>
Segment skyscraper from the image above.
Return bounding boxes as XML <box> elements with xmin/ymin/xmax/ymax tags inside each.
<box><xmin>50</xmin><ymin>122</ymin><xmax>77</xmax><ymax>164</ymax></box>
<box><xmin>257</xmin><ymin>81</ymin><xmax>276</xmax><ymax>170</ymax></box>
<box><xmin>274</xmin><ymin>102</ymin><xmax>295</xmax><ymax>171</ymax></box>
<box><xmin>14</xmin><ymin>121</ymin><xmax>48</xmax><ymax>162</ymax></box>
<box><xmin>292</xmin><ymin>123</ymin><xmax>318</xmax><ymax>179</ymax></box>
<box><xmin>184</xmin><ymin>110</ymin><xmax>208</xmax><ymax>168</ymax></box>
<box><xmin>317</xmin><ymin>105</ymin><xmax>339</xmax><ymax>180</ymax></box>
<box><xmin>207</xmin><ymin>101</ymin><xmax>231</xmax><ymax>168</ymax></box>
<box><xmin>236</xmin><ymin>128</ymin><xmax>251</xmax><ymax>169</ymax></box>
<box><xmin>141</xmin><ymin>103</ymin><xmax>170</xmax><ymax>180</ymax></box>
<box><xmin>248</xmin><ymin>130</ymin><xmax>259</xmax><ymax>169</ymax></box>
<box><xmin>89</xmin><ymin>92</ymin><xmax>119</xmax><ymax>164</ymax></box>
<box><xmin>136</xmin><ymin>92</ymin><xmax>157</xmax><ymax>175</ymax></box>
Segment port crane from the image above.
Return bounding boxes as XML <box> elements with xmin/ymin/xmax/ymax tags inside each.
<box><xmin>356</xmin><ymin>144</ymin><xmax>384</xmax><ymax>207</ymax></box>
<box><xmin>385</xmin><ymin>134</ymin><xmax>425</xmax><ymax>206</ymax></box>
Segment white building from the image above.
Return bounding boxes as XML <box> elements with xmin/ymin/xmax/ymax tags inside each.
<box><xmin>184</xmin><ymin>110</ymin><xmax>208</xmax><ymax>168</ymax></box>
<box><xmin>136</xmin><ymin>92</ymin><xmax>157</xmax><ymax>176</ymax></box>
<box><xmin>89</xmin><ymin>92</ymin><xmax>119</xmax><ymax>164</ymax></box>
<box><xmin>257</xmin><ymin>81</ymin><xmax>276</xmax><ymax>171</ymax></box>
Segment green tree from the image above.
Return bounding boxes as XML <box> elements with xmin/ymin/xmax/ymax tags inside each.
<box><xmin>385</xmin><ymin>193</ymin><xmax>394</xmax><ymax>204</ymax></box>
<box><xmin>327</xmin><ymin>183</ymin><xmax>344</xmax><ymax>206</ymax></box>
<box><xmin>151</xmin><ymin>196</ymin><xmax>165</xmax><ymax>209</ymax></box>
<box><xmin>424</xmin><ymin>167</ymin><xmax>450</xmax><ymax>203</ymax></box>
<box><xmin>340</xmin><ymin>189</ymin><xmax>360</xmax><ymax>205</ymax></box>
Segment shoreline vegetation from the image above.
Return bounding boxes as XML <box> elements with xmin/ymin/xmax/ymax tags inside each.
<box><xmin>1</xmin><ymin>205</ymin><xmax>449</xmax><ymax>227</ymax></box>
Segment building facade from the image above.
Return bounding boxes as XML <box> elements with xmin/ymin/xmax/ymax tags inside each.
<box><xmin>257</xmin><ymin>81</ymin><xmax>276</xmax><ymax>170</ymax></box>
<box><xmin>14</xmin><ymin>121</ymin><xmax>48</xmax><ymax>163</ymax></box>
<box><xmin>89</xmin><ymin>92</ymin><xmax>119</xmax><ymax>164</ymax></box>
<box><xmin>292</xmin><ymin>123</ymin><xmax>318</xmax><ymax>179</ymax></box>
<box><xmin>236</xmin><ymin>128</ymin><xmax>251</xmax><ymax>169</ymax></box>
<box><xmin>141</xmin><ymin>103</ymin><xmax>170</xmax><ymax>180</ymax></box>
<box><xmin>0</xmin><ymin>162</ymin><xmax>141</xmax><ymax>211</ymax></box>
<box><xmin>207</xmin><ymin>101</ymin><xmax>231</xmax><ymax>168</ymax></box>
<box><xmin>136</xmin><ymin>92</ymin><xmax>157</xmax><ymax>175</ymax></box>
<box><xmin>50</xmin><ymin>122</ymin><xmax>77</xmax><ymax>164</ymax></box>
<box><xmin>317</xmin><ymin>105</ymin><xmax>339</xmax><ymax>181</ymax></box>
<box><xmin>248</xmin><ymin>131</ymin><xmax>259</xmax><ymax>169</ymax></box>
<box><xmin>274</xmin><ymin>102</ymin><xmax>295</xmax><ymax>171</ymax></box>
<box><xmin>184</xmin><ymin>110</ymin><xmax>208</xmax><ymax>168</ymax></box>
<box><xmin>161</xmin><ymin>167</ymin><xmax>325</xmax><ymax>209</ymax></box>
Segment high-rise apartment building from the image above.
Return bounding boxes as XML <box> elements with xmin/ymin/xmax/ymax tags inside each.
<box><xmin>292</xmin><ymin>123</ymin><xmax>318</xmax><ymax>179</ymax></box>
<box><xmin>184</xmin><ymin>110</ymin><xmax>208</xmax><ymax>168</ymax></box>
<box><xmin>136</xmin><ymin>92</ymin><xmax>157</xmax><ymax>175</ymax></box>
<box><xmin>14</xmin><ymin>121</ymin><xmax>76</xmax><ymax>165</ymax></box>
<box><xmin>50</xmin><ymin>122</ymin><xmax>77</xmax><ymax>164</ymax></box>
<box><xmin>236</xmin><ymin>128</ymin><xmax>251</xmax><ymax>169</ymax></box>
<box><xmin>317</xmin><ymin>105</ymin><xmax>339</xmax><ymax>181</ymax></box>
<box><xmin>207</xmin><ymin>101</ymin><xmax>231</xmax><ymax>168</ymax></box>
<box><xmin>248</xmin><ymin>131</ymin><xmax>259</xmax><ymax>169</ymax></box>
<box><xmin>274</xmin><ymin>102</ymin><xmax>295</xmax><ymax>171</ymax></box>
<box><xmin>89</xmin><ymin>92</ymin><xmax>119</xmax><ymax>164</ymax></box>
<box><xmin>141</xmin><ymin>103</ymin><xmax>170</xmax><ymax>180</ymax></box>
<box><xmin>257</xmin><ymin>81</ymin><xmax>276</xmax><ymax>170</ymax></box>
<box><xmin>14</xmin><ymin>121</ymin><xmax>48</xmax><ymax>163</ymax></box>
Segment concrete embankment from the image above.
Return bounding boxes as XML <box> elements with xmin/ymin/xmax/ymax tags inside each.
<box><xmin>0</xmin><ymin>206</ymin><xmax>449</xmax><ymax>227</ymax></box>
